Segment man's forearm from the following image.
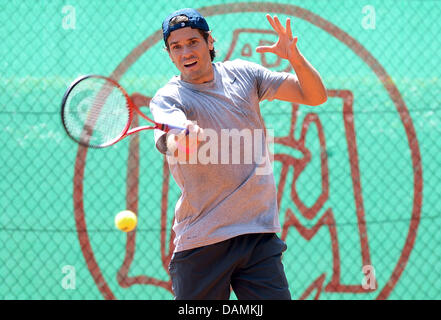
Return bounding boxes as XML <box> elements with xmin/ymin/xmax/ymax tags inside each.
<box><xmin>289</xmin><ymin>53</ymin><xmax>327</xmax><ymax>106</ymax></box>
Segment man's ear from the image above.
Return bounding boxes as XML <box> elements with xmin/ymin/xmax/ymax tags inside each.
<box><xmin>207</xmin><ymin>32</ymin><xmax>215</xmax><ymax>51</ymax></box>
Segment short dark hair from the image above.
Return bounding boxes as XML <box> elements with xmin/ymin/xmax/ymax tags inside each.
<box><xmin>165</xmin><ymin>15</ymin><xmax>216</xmax><ymax>61</ymax></box>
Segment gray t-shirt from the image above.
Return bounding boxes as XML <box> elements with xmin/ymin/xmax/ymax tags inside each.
<box><xmin>150</xmin><ymin>59</ymin><xmax>290</xmax><ymax>252</ymax></box>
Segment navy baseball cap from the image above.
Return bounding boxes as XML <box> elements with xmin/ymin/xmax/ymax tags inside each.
<box><xmin>162</xmin><ymin>8</ymin><xmax>210</xmax><ymax>44</ymax></box>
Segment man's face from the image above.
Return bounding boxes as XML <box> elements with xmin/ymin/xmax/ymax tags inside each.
<box><xmin>167</xmin><ymin>27</ymin><xmax>214</xmax><ymax>84</ymax></box>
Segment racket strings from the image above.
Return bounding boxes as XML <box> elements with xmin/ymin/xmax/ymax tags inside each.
<box><xmin>63</xmin><ymin>78</ymin><xmax>130</xmax><ymax>147</ymax></box>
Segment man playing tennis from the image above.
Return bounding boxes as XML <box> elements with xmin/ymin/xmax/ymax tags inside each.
<box><xmin>150</xmin><ymin>8</ymin><xmax>327</xmax><ymax>300</ymax></box>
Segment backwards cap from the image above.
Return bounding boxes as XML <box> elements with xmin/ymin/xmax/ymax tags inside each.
<box><xmin>162</xmin><ymin>8</ymin><xmax>209</xmax><ymax>44</ymax></box>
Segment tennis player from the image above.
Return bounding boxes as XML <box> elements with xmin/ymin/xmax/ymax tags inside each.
<box><xmin>150</xmin><ymin>8</ymin><xmax>327</xmax><ymax>300</ymax></box>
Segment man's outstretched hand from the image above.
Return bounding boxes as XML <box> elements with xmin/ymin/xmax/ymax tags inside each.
<box><xmin>255</xmin><ymin>15</ymin><xmax>303</xmax><ymax>65</ymax></box>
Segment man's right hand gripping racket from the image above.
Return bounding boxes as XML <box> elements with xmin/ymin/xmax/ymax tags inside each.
<box><xmin>60</xmin><ymin>75</ymin><xmax>187</xmax><ymax>148</ymax></box>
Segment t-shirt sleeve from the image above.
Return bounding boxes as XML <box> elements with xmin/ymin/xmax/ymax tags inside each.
<box><xmin>149</xmin><ymin>93</ymin><xmax>188</xmax><ymax>154</ymax></box>
<box><xmin>242</xmin><ymin>60</ymin><xmax>292</xmax><ymax>102</ymax></box>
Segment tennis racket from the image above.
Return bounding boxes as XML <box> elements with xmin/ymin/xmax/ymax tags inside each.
<box><xmin>61</xmin><ymin>74</ymin><xmax>187</xmax><ymax>148</ymax></box>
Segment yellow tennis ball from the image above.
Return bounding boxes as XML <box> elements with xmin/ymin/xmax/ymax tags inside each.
<box><xmin>114</xmin><ymin>210</ymin><xmax>137</xmax><ymax>232</ymax></box>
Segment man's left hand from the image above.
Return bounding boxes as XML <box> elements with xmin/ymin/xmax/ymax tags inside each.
<box><xmin>255</xmin><ymin>15</ymin><xmax>302</xmax><ymax>65</ymax></box>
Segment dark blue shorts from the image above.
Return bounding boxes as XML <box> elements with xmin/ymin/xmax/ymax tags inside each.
<box><xmin>168</xmin><ymin>233</ymin><xmax>291</xmax><ymax>300</ymax></box>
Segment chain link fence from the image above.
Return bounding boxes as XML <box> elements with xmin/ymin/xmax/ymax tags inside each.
<box><xmin>1</xmin><ymin>0</ymin><xmax>440</xmax><ymax>300</ymax></box>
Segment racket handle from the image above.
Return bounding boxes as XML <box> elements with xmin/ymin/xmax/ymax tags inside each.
<box><xmin>158</xmin><ymin>123</ymin><xmax>189</xmax><ymax>135</ymax></box>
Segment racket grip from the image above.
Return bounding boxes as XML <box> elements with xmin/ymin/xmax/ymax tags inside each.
<box><xmin>159</xmin><ymin>123</ymin><xmax>189</xmax><ymax>135</ymax></box>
